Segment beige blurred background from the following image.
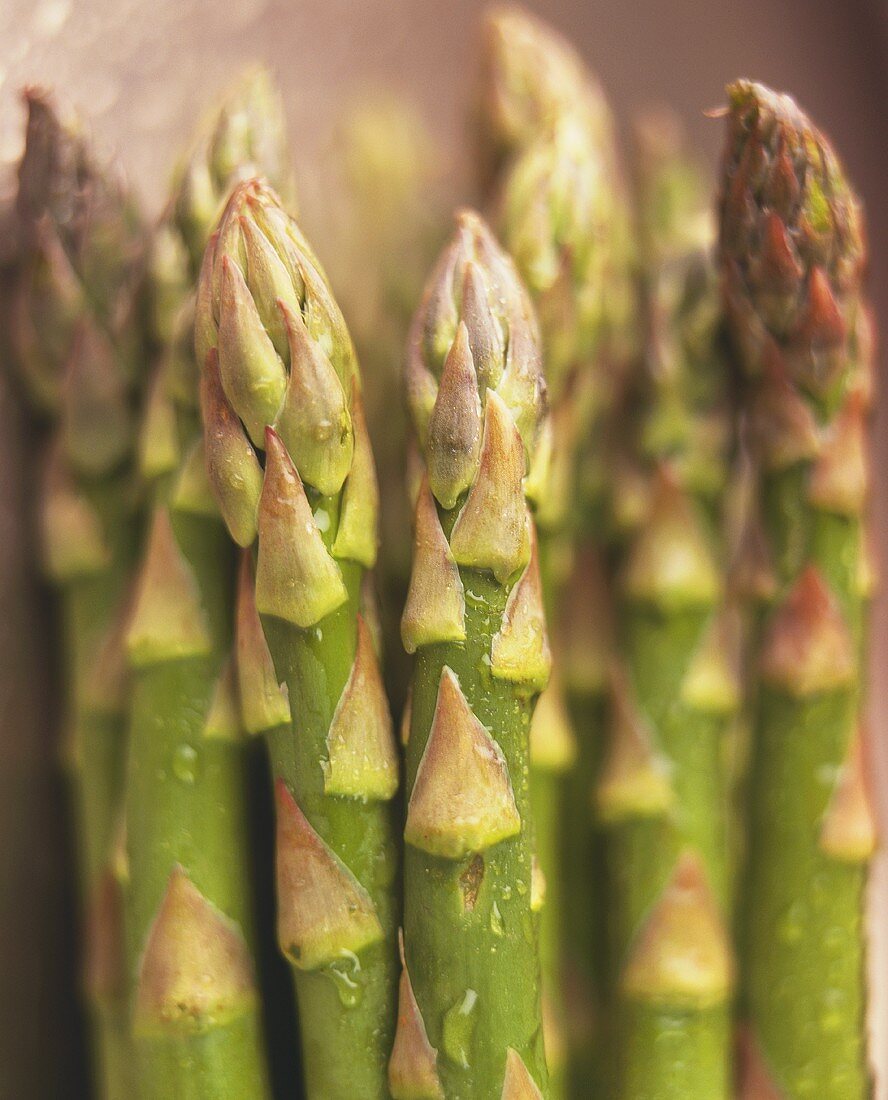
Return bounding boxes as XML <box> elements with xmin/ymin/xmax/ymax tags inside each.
<box><xmin>1</xmin><ymin>0</ymin><xmax>886</xmax><ymax>1095</ymax></box>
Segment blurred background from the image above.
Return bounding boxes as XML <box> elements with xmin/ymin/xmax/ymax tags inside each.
<box><xmin>0</xmin><ymin>0</ymin><xmax>886</xmax><ymax>1095</ymax></box>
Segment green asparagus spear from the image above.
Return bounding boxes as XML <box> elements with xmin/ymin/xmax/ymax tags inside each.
<box><xmin>197</xmin><ymin>177</ymin><xmax>400</xmax><ymax>1099</ymax></box>
<box><xmin>393</xmin><ymin>208</ymin><xmax>549</xmax><ymax>1099</ymax></box>
<box><xmin>123</xmin><ymin>69</ymin><xmax>293</xmax><ymax>1098</ymax></box>
<box><xmin>719</xmin><ymin>81</ymin><xmax>877</xmax><ymax>1097</ymax></box>
<box><xmin>12</xmin><ymin>88</ymin><xmax>146</xmax><ymax>1100</ymax></box>
<box><xmin>478</xmin><ymin>11</ymin><xmax>636</xmax><ymax>1092</ymax></box>
<box><xmin>594</xmin><ymin>115</ymin><xmax>740</xmax><ymax>1100</ymax></box>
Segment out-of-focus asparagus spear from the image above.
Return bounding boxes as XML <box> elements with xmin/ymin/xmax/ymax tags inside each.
<box><xmin>719</xmin><ymin>81</ymin><xmax>877</xmax><ymax>1098</ymax></box>
<box><xmin>12</xmin><ymin>88</ymin><xmax>146</xmax><ymax>1100</ymax></box>
<box><xmin>596</xmin><ymin>112</ymin><xmax>738</xmax><ymax>1098</ymax></box>
<box><xmin>123</xmin><ymin>69</ymin><xmax>291</xmax><ymax>1097</ymax></box>
<box><xmin>477</xmin><ymin>9</ymin><xmax>637</xmax><ymax>1093</ymax></box>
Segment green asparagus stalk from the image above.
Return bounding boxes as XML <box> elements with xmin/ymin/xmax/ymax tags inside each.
<box><xmin>393</xmin><ymin>208</ymin><xmax>550</xmax><ymax>1099</ymax></box>
<box><xmin>594</xmin><ymin>112</ymin><xmax>739</xmax><ymax>1100</ymax></box>
<box><xmin>478</xmin><ymin>11</ymin><xmax>636</xmax><ymax>1092</ymax></box>
<box><xmin>719</xmin><ymin>81</ymin><xmax>877</xmax><ymax>1097</ymax></box>
<box><xmin>197</xmin><ymin>178</ymin><xmax>400</xmax><ymax>1098</ymax></box>
<box><xmin>122</xmin><ymin>69</ymin><xmax>292</xmax><ymax>1097</ymax></box>
<box><xmin>11</xmin><ymin>89</ymin><xmax>146</xmax><ymax>1100</ymax></box>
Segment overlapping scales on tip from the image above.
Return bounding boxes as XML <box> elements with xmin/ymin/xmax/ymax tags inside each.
<box><xmin>720</xmin><ymin>81</ymin><xmax>866</xmax><ymax>397</ymax></box>
<box><xmin>197</xmin><ymin>179</ymin><xmax>378</xmax><ymax>595</ymax></box>
<box><xmin>406</xmin><ymin>208</ymin><xmax>546</xmax><ymax>525</ymax></box>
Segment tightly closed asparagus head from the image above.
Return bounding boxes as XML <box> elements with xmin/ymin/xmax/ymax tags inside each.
<box><xmin>397</xmin><ymin>208</ymin><xmax>550</xmax><ymax>1099</ymax></box>
<box><xmin>719</xmin><ymin>81</ymin><xmax>875</xmax><ymax>1098</ymax></box>
<box><xmin>198</xmin><ymin>177</ymin><xmax>400</xmax><ymax>1099</ymax></box>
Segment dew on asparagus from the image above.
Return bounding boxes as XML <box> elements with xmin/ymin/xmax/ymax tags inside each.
<box><xmin>172</xmin><ymin>743</ymin><xmax>199</xmax><ymax>784</ymax></box>
<box><xmin>442</xmin><ymin>988</ymin><xmax>478</xmax><ymax>1068</ymax></box>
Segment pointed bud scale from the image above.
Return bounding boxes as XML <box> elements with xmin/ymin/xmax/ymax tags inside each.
<box><xmin>491</xmin><ymin>522</ymin><xmax>551</xmax><ymax>688</ymax></box>
<box><xmin>530</xmin><ymin>676</ymin><xmax>577</xmax><ymax>773</ymax></box>
<box><xmin>389</xmin><ymin>931</ymin><xmax>445</xmax><ymax>1100</ymax></box>
<box><xmin>405</xmin><ymin>667</ymin><xmax>521</xmax><ymax>859</ymax></box>
<box><xmin>138</xmin><ymin>366</ymin><xmax>180</xmax><ymax>483</ymax></box>
<box><xmin>126</xmin><ymin>508</ymin><xmax>212</xmax><ymax>667</ymax></box>
<box><xmin>496</xmin><ymin>304</ymin><xmax>547</xmax><ymax>457</ymax></box>
<box><xmin>275</xmin><ymin>298</ymin><xmax>354</xmax><ymax>496</ymax></box>
<box><xmin>217</xmin><ymin>256</ymin><xmax>287</xmax><ymax>446</ymax></box>
<box><xmin>400</xmin><ymin>686</ymin><xmax>413</xmax><ymax>748</ymax></box>
<box><xmin>597</xmin><ymin>668</ymin><xmax>673</xmax><ymax>823</ymax></box>
<box><xmin>501</xmin><ymin>1048</ymin><xmax>544</xmax><ymax>1100</ymax></box>
<box><xmin>819</xmin><ymin>728</ymin><xmax>878</xmax><ymax>862</ymax></box>
<box><xmin>733</xmin><ymin>503</ymin><xmax>778</xmax><ymax>604</ymax></box>
<box><xmin>236</xmin><ymin>553</ymin><xmax>291</xmax><ymax>735</ymax></box>
<box><xmin>758</xmin><ymin>210</ymin><xmax>803</xmax><ymax>291</ymax></box>
<box><xmin>621</xmin><ymin>852</ymin><xmax>734</xmax><ymax>1007</ymax></box>
<box><xmin>524</xmin><ymin>412</ymin><xmax>553</xmax><ymax>515</ymax></box>
<box><xmin>799</xmin><ymin>266</ymin><xmax>845</xmax><ymax>351</ymax></box>
<box><xmin>195</xmin><ymin>232</ymin><xmax>219</xmax><ymax>373</ymax></box>
<box><xmin>201</xmin><ymin>349</ymin><xmax>263</xmax><ymax>546</ymax></box>
<box><xmin>461</xmin><ymin>261</ymin><xmax>506</xmax><ymax>394</ymax></box>
<box><xmin>62</xmin><ymin>321</ymin><xmax>132</xmax><ymax>478</ymax></box>
<box><xmin>240</xmin><ymin>214</ymin><xmax>302</xmax><ymax>359</ymax></box>
<box><xmin>275</xmin><ymin>780</ymin><xmax>383</xmax><ymax>969</ymax></box>
<box><xmin>735</xmin><ymin>1027</ymin><xmax>783</xmax><ymax>1100</ymax></box>
<box><xmin>324</xmin><ymin>616</ymin><xmax>399</xmax><ymax>800</ymax></box>
<box><xmin>623</xmin><ymin>469</ymin><xmax>721</xmax><ymax>612</ymax></box>
<box><xmin>450</xmin><ymin>391</ymin><xmax>528</xmax><ymax>583</ymax></box>
<box><xmin>134</xmin><ymin>866</ymin><xmax>257</xmax><ymax>1034</ymax></box>
<box><xmin>203</xmin><ymin>653</ymin><xmax>242</xmax><ymax>741</ymax></box>
<box><xmin>426</xmin><ymin>322</ymin><xmax>483</xmax><ymax>509</ymax></box>
<box><xmin>255</xmin><ymin>428</ymin><xmax>348</xmax><ymax>627</ymax></box>
<box><xmin>401</xmin><ymin>478</ymin><xmax>466</xmax><ymax>654</ymax></box>
<box><xmin>331</xmin><ymin>386</ymin><xmax>379</xmax><ymax>567</ymax></box>
<box><xmin>170</xmin><ymin>436</ymin><xmax>217</xmax><ymax>518</ymax></box>
<box><xmin>405</xmin><ymin>333</ymin><xmax>440</xmax><ymax>448</ymax></box>
<box><xmin>530</xmin><ymin>855</ymin><xmax>546</xmax><ymax>913</ymax></box>
<box><xmin>808</xmin><ymin>393</ymin><xmax>868</xmax><ymax>515</ymax></box>
<box><xmin>41</xmin><ymin>447</ymin><xmax>110</xmax><ymax>580</ymax></box>
<box><xmin>360</xmin><ymin>573</ymin><xmax>384</xmax><ymax>658</ymax></box>
<box><xmin>751</xmin><ymin>363</ymin><xmax>820</xmax><ymax>471</ymax></box>
<box><xmin>760</xmin><ymin>566</ymin><xmax>856</xmax><ymax>697</ymax></box>
<box><xmin>84</xmin><ymin>871</ymin><xmax>125</xmax><ymax>1004</ymax></box>
<box><xmin>680</xmin><ymin>606</ymin><xmax>742</xmax><ymax>715</ymax></box>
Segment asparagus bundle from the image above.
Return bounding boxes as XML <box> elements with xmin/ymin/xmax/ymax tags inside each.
<box><xmin>10</xmin><ymin>90</ymin><xmax>146</xmax><ymax>1100</ymax></box>
<box><xmin>394</xmin><ymin>209</ymin><xmax>549</xmax><ymax>1098</ymax></box>
<box><xmin>595</xmin><ymin>116</ymin><xmax>738</xmax><ymax>1099</ymax></box>
<box><xmin>478</xmin><ymin>10</ymin><xmax>636</xmax><ymax>1093</ymax></box>
<box><xmin>719</xmin><ymin>82</ymin><xmax>877</xmax><ymax>1097</ymax></box>
<box><xmin>122</xmin><ymin>70</ymin><xmax>292</xmax><ymax>1097</ymax></box>
<box><xmin>197</xmin><ymin>178</ymin><xmax>400</xmax><ymax>1099</ymax></box>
